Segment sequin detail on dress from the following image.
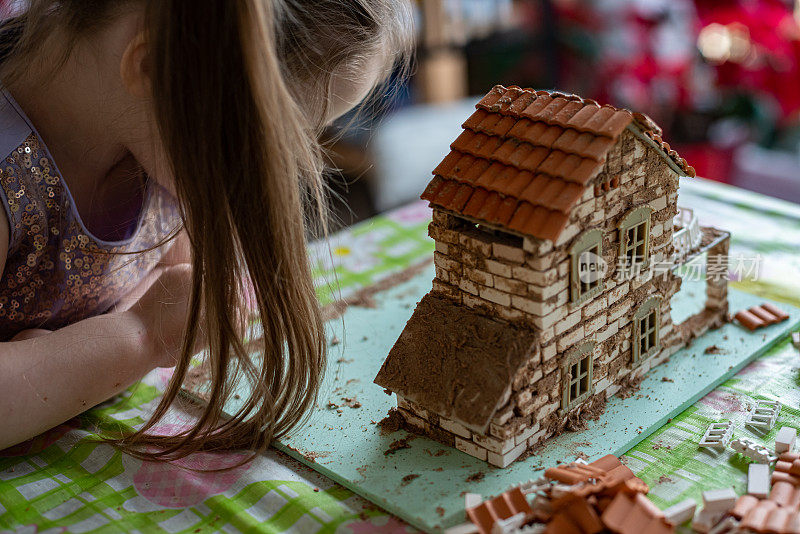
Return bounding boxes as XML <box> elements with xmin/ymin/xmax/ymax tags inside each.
<box><xmin>0</xmin><ymin>133</ymin><xmax>181</xmax><ymax>338</ymax></box>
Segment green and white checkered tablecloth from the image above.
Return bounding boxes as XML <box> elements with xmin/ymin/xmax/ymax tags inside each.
<box><xmin>2</xmin><ymin>177</ymin><xmax>800</xmax><ymax>533</ymax></box>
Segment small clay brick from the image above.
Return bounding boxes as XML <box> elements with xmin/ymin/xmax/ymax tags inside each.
<box><xmin>793</xmin><ymin>331</ymin><xmax>800</xmax><ymax>349</ymax></box>
<box><xmin>701</xmin><ymin>487</ymin><xmax>737</xmax><ymax>514</ymax></box>
<box><xmin>747</xmin><ymin>463</ymin><xmax>770</xmax><ymax>499</ymax></box>
<box><xmin>662</xmin><ymin>498</ymin><xmax>696</xmax><ymax>526</ymax></box>
<box><xmin>776</xmin><ymin>426</ymin><xmax>797</xmax><ymax>454</ymax></box>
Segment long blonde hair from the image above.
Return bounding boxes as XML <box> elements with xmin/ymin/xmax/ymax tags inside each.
<box><xmin>1</xmin><ymin>0</ymin><xmax>413</xmax><ymax>459</ymax></box>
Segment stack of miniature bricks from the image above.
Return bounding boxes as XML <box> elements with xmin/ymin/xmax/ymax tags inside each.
<box><xmin>448</xmin><ymin>454</ymin><xmax>677</xmax><ymax>534</ymax></box>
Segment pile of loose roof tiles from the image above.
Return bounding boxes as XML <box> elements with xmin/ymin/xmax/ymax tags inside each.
<box><xmin>734</xmin><ymin>303</ymin><xmax>790</xmax><ymax>331</ymax></box>
<box><xmin>720</xmin><ymin>450</ymin><xmax>800</xmax><ymax>533</ymax></box>
<box><xmin>447</xmin><ymin>454</ymin><xmax>677</xmax><ymax>534</ymax></box>
<box><xmin>449</xmin><ymin>448</ymin><xmax>800</xmax><ymax>533</ymax></box>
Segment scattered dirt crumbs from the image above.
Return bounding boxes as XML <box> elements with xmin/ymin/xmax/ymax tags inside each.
<box><xmin>436</xmin><ymin>507</ymin><xmax>445</xmax><ymax>517</ymax></box>
<box><xmin>661</xmin><ymin>377</ymin><xmax>674</xmax><ymax>382</ymax></box>
<box><xmin>617</xmin><ymin>374</ymin><xmax>644</xmax><ymax>400</ymax></box>
<box><xmin>400</xmin><ymin>474</ymin><xmax>420</xmax><ymax>487</ymax></box>
<box><xmin>377</xmin><ymin>408</ymin><xmax>404</xmax><ymax>435</ymax></box>
<box><xmin>385</xmin><ymin>436</ymin><xmax>415</xmax><ymax>456</ymax></box>
<box><xmin>704</xmin><ymin>345</ymin><xmax>726</xmax><ymax>355</ymax></box>
<box><xmin>342</xmin><ymin>397</ymin><xmax>362</xmax><ymax>409</ymax></box>
<box><xmin>465</xmin><ymin>471</ymin><xmax>485</xmax><ymax>483</ymax></box>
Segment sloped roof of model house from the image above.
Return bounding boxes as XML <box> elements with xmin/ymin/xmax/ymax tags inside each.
<box><xmin>374</xmin><ymin>294</ymin><xmax>537</xmax><ymax>432</ymax></box>
<box><xmin>422</xmin><ymin>85</ymin><xmax>695</xmax><ymax>242</ymax></box>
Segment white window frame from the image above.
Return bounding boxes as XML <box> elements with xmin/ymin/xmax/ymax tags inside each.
<box><xmin>570</xmin><ymin>229</ymin><xmax>604</xmax><ymax>305</ymax></box>
<box><xmin>633</xmin><ymin>295</ymin><xmax>662</xmax><ymax>364</ymax></box>
<box><xmin>561</xmin><ymin>341</ymin><xmax>596</xmax><ymax>412</ymax></box>
<box><xmin>618</xmin><ymin>206</ymin><xmax>653</xmax><ymax>278</ymax></box>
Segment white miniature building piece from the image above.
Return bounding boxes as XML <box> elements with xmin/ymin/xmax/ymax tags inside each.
<box><xmin>692</xmin><ymin>509</ymin><xmax>726</xmax><ymax>534</ymax></box>
<box><xmin>516</xmin><ymin>478</ymin><xmax>549</xmax><ymax>495</ymax></box>
<box><xmin>745</xmin><ymin>399</ymin><xmax>781</xmax><ymax>430</ymax></box>
<box><xmin>747</xmin><ymin>463</ymin><xmax>770</xmax><ymax>498</ymax></box>
<box><xmin>699</xmin><ymin>421</ymin><xmax>733</xmax><ymax>449</ymax></box>
<box><xmin>464</xmin><ymin>493</ymin><xmax>482</xmax><ymax>510</ymax></box>
<box><xmin>792</xmin><ymin>331</ymin><xmax>800</xmax><ymax>349</ymax></box>
<box><xmin>702</xmin><ymin>488</ymin><xmax>737</xmax><ymax>513</ymax></box>
<box><xmin>444</xmin><ymin>523</ymin><xmax>479</xmax><ymax>534</ymax></box>
<box><xmin>731</xmin><ymin>437</ymin><xmax>777</xmax><ymax>464</ymax></box>
<box><xmin>490</xmin><ymin>512</ymin><xmax>526</xmax><ymax>534</ymax></box>
<box><xmin>775</xmin><ymin>426</ymin><xmax>797</xmax><ymax>454</ymax></box>
<box><xmin>708</xmin><ymin>517</ymin><xmax>739</xmax><ymax>534</ymax></box>
<box><xmin>663</xmin><ymin>497</ymin><xmax>697</xmax><ymax>525</ymax></box>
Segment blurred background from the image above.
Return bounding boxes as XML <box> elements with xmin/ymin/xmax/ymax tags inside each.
<box><xmin>325</xmin><ymin>0</ymin><xmax>800</xmax><ymax>228</ymax></box>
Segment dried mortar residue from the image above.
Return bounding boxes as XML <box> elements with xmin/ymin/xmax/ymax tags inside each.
<box><xmin>377</xmin><ymin>408</ymin><xmax>404</xmax><ymax>435</ymax></box>
<box><xmin>322</xmin><ymin>258</ymin><xmax>433</xmax><ymax>322</ymax></box>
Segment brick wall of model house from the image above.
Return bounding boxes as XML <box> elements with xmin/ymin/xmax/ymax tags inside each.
<box><xmin>400</xmin><ymin>129</ymin><xmax>687</xmax><ymax>467</ymax></box>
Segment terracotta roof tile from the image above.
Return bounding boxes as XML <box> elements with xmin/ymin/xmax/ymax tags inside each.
<box><xmin>551</xmin><ymin>100</ymin><xmax>589</xmax><ymax>128</ymax></box>
<box><xmin>773</xmin><ymin>453</ymin><xmax>800</xmax><ymax>486</ymax></box>
<box><xmin>732</xmin><ymin>494</ymin><xmax>761</xmax><ymax>518</ymax></box>
<box><xmin>545</xmin><ymin>513</ymin><xmax>584</xmax><ymax>534</ymax></box>
<box><xmin>600</xmin><ymin>493</ymin><xmax>673</xmax><ymax>534</ymax></box>
<box><xmin>735</xmin><ymin>303</ymin><xmax>791</xmax><ymax>331</ymax></box>
<box><xmin>739</xmin><ymin>501</ymin><xmax>800</xmax><ymax>534</ymax></box>
<box><xmin>505</xmin><ymin>170</ymin><xmax>535</xmax><ymax>197</ymax></box>
<box><xmin>467</xmin><ymin>487</ymin><xmax>533</xmax><ymax>534</ymax></box>
<box><xmin>424</xmin><ymin>85</ymin><xmax>694</xmax><ymax>241</ymax></box>
<box><xmin>770</xmin><ymin>481</ymin><xmax>800</xmax><ymax>509</ymax></box>
<box><xmin>731</xmin><ymin>467</ymin><xmax>800</xmax><ymax>534</ymax></box>
<box><xmin>597</xmin><ymin>109</ymin><xmax>635</xmax><ymax>138</ymax></box>
<box><xmin>493</xmin><ymin>115</ymin><xmax>518</xmax><ymax>137</ymax></box>
<box><xmin>773</xmin><ymin>471</ymin><xmax>800</xmax><ymax>487</ymax></box>
<box><xmin>518</xmin><ymin>146</ymin><xmax>550</xmax><ymax>171</ymax></box>
<box><xmin>544</xmin><ymin>455</ymin><xmax>639</xmax><ymax>490</ymax></box>
<box><xmin>565</xmin><ymin>104</ymin><xmax>603</xmax><ymax>131</ymax></box>
<box><xmin>581</xmin><ymin>136</ymin><xmax>617</xmax><ymax>161</ymax></box>
<box><xmin>495</xmin><ymin>197</ymin><xmax>518</xmax><ymax>226</ymax></box>
<box><xmin>748</xmin><ymin>305</ymin><xmax>784</xmax><ymax>325</ymax></box>
<box><xmin>462</xmin><ymin>109</ymin><xmax>489</xmax><ymax>131</ymax></box>
<box><xmin>548</xmin><ymin>494</ymin><xmax>604</xmax><ymax>534</ymax></box>
<box><xmin>475</xmin><ymin>86</ymin><xmax>506</xmax><ymax>111</ymax></box>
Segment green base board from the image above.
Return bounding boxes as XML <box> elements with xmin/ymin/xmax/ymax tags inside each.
<box><xmin>245</xmin><ymin>265</ymin><xmax>800</xmax><ymax>532</ymax></box>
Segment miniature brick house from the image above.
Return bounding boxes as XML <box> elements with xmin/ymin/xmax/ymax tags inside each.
<box><xmin>374</xmin><ymin>85</ymin><xmax>731</xmax><ymax>468</ymax></box>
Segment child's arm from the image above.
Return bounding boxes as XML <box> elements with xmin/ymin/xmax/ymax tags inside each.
<box><xmin>114</xmin><ymin>231</ymin><xmax>192</xmax><ymax>313</ymax></box>
<box><xmin>0</xmin><ymin>213</ymin><xmax>195</xmax><ymax>449</ymax></box>
<box><xmin>0</xmin><ymin>309</ymin><xmax>152</xmax><ymax>449</ymax></box>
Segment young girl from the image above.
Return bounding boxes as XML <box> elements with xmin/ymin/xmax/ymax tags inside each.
<box><xmin>0</xmin><ymin>0</ymin><xmax>412</xmax><ymax>457</ymax></box>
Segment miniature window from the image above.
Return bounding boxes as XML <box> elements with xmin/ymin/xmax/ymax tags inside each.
<box><xmin>457</xmin><ymin>217</ymin><xmax>524</xmax><ymax>248</ymax></box>
<box><xmin>618</xmin><ymin>206</ymin><xmax>653</xmax><ymax>275</ymax></box>
<box><xmin>561</xmin><ymin>341</ymin><xmax>596</xmax><ymax>412</ymax></box>
<box><xmin>633</xmin><ymin>296</ymin><xmax>662</xmax><ymax>364</ymax></box>
<box><xmin>570</xmin><ymin>229</ymin><xmax>604</xmax><ymax>305</ymax></box>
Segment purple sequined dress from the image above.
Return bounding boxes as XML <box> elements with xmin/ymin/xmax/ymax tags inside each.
<box><xmin>0</xmin><ymin>90</ymin><xmax>182</xmax><ymax>339</ymax></box>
